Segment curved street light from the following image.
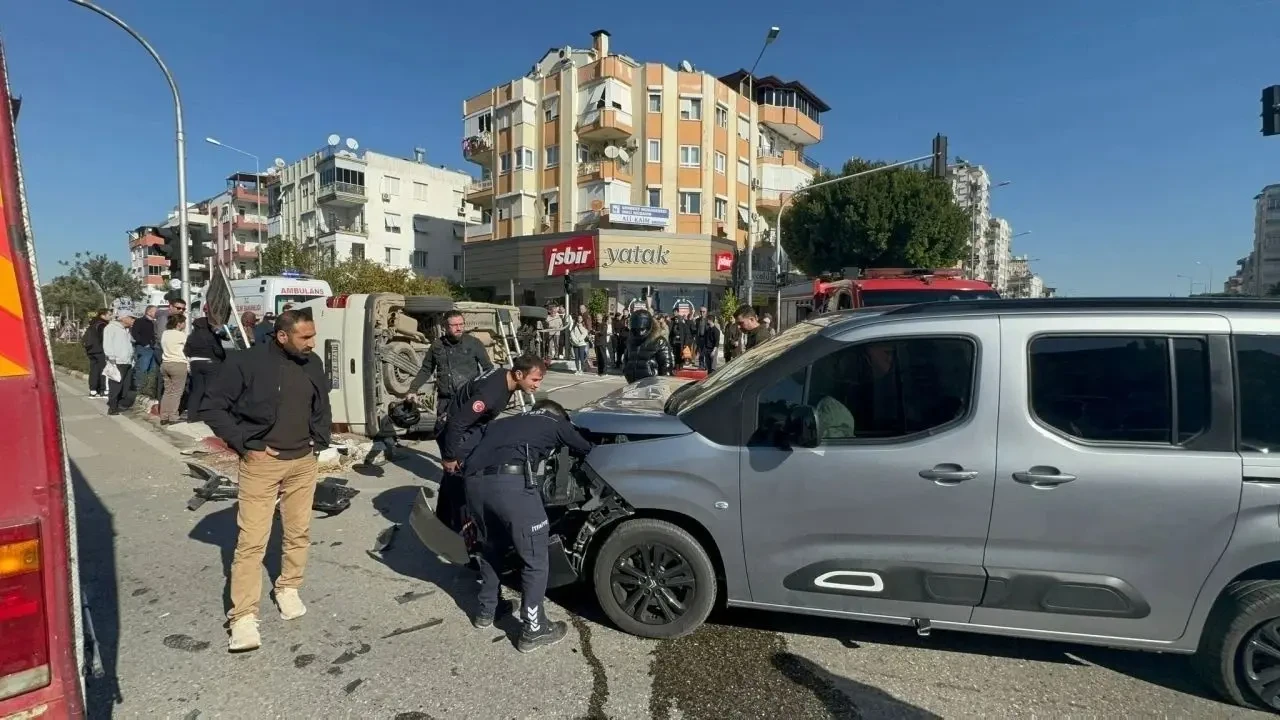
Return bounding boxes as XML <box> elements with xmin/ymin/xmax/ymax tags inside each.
<box><xmin>67</xmin><ymin>0</ymin><xmax>190</xmax><ymax>307</ymax></box>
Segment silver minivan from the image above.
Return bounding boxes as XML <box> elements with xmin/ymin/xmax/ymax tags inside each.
<box><xmin>412</xmin><ymin>297</ymin><xmax>1280</xmax><ymax>713</ymax></box>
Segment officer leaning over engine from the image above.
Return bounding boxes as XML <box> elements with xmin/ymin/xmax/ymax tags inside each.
<box><xmin>464</xmin><ymin>398</ymin><xmax>593</xmax><ymax>653</ymax></box>
<box><xmin>436</xmin><ymin>355</ymin><xmax>547</xmax><ymax>536</ymax></box>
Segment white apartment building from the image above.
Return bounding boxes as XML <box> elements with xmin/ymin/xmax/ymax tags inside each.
<box><xmin>949</xmin><ymin>164</ymin><xmax>992</xmax><ymax>280</ymax></box>
<box><xmin>265</xmin><ymin>144</ymin><xmax>479</xmax><ymax>282</ymax></box>
<box><xmin>984</xmin><ymin>217</ymin><xmax>1013</xmax><ymax>292</ymax></box>
<box><xmin>1252</xmin><ymin>184</ymin><xmax>1280</xmax><ymax>295</ymax></box>
<box><xmin>1006</xmin><ymin>254</ymin><xmax>1048</xmax><ymax>298</ymax></box>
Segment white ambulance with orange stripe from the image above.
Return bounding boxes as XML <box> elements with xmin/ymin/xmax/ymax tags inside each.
<box><xmin>0</xmin><ymin>39</ymin><xmax>88</xmax><ymax>719</ymax></box>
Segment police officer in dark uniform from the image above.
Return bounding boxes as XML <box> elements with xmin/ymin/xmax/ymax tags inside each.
<box><xmin>436</xmin><ymin>355</ymin><xmax>548</xmax><ymax>535</ymax></box>
<box><xmin>464</xmin><ymin>398</ymin><xmax>592</xmax><ymax>653</ymax></box>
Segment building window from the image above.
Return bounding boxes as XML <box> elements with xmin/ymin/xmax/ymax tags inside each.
<box><xmin>715</xmin><ymin>105</ymin><xmax>728</xmax><ymax>128</ymax></box>
<box><xmin>715</xmin><ymin>152</ymin><xmax>726</xmax><ymax>175</ymax></box>
<box><xmin>385</xmin><ymin>247</ymin><xmax>396</xmax><ymax>265</ymax></box>
<box><xmin>497</xmin><ymin>198</ymin><xmax>513</xmax><ymax>220</ymax></box>
<box><xmin>381</xmin><ymin>175</ymin><xmax>400</xmax><ymax>196</ymax></box>
<box><xmin>516</xmin><ymin>147</ymin><xmax>535</xmax><ymax>170</ymax></box>
<box><xmin>714</xmin><ymin>197</ymin><xmax>728</xmax><ymax>221</ymax></box>
<box><xmin>647</xmin><ymin>139</ymin><xmax>661</xmax><ymax>163</ymax></box>
<box><xmin>679</xmin><ymin>97</ymin><xmax>702</xmax><ymax>121</ymax></box>
<box><xmin>737</xmin><ymin>159</ymin><xmax>751</xmax><ymax>185</ymax></box>
<box><xmin>1029</xmin><ymin>335</ymin><xmax>1209</xmax><ymax>444</ymax></box>
<box><xmin>454</xmin><ymin>255</ymin><xmax>462</xmax><ymax>271</ymax></box>
<box><xmin>577</xmin><ymin>143</ymin><xmax>590</xmax><ymax>163</ymax></box>
<box><xmin>738</xmin><ymin>116</ymin><xmax>750</xmax><ymax>140</ymax></box>
<box><xmin>647</xmin><ymin>187</ymin><xmax>661</xmax><ymax>208</ymax></box>
<box><xmin>544</xmin><ymin>96</ymin><xmax>559</xmax><ymax>122</ymax></box>
<box><xmin>648</xmin><ymin>93</ymin><xmax>662</xmax><ymax>113</ymax></box>
<box><xmin>413</xmin><ymin>181</ymin><xmax>429</xmax><ymax>202</ymax></box>
<box><xmin>350</xmin><ymin>242</ymin><xmax>365</xmax><ymax>260</ymax></box>
<box><xmin>384</xmin><ymin>212</ymin><xmax>403</xmax><ymax>233</ymax></box>
<box><xmin>545</xmin><ymin>145</ymin><xmax>560</xmax><ymax>168</ymax></box>
<box><xmin>412</xmin><ymin>250</ymin><xmax>428</xmax><ymax>269</ymax></box>
<box><xmin>679</xmin><ymin>145</ymin><xmax>701</xmax><ymax>167</ymax></box>
<box><xmin>476</xmin><ymin>113</ymin><xmax>492</xmax><ymax>133</ymax></box>
<box><xmin>500</xmin><ymin>152</ymin><xmax>511</xmax><ymax>173</ymax></box>
<box><xmin>496</xmin><ymin>109</ymin><xmax>511</xmax><ymax>130</ymax></box>
<box><xmin>679</xmin><ymin>191</ymin><xmax>701</xmax><ymax>215</ymax></box>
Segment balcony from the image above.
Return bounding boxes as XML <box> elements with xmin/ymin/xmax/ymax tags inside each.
<box><xmin>576</xmin><ymin>107</ymin><xmax>633</xmax><ymax>142</ymax></box>
<box><xmin>317</xmin><ymin>221</ymin><xmax>368</xmax><ymax>238</ymax></box>
<box><xmin>577</xmin><ymin>57</ymin><xmax>636</xmax><ymax>86</ymax></box>
<box><xmin>463</xmin><ymin>221</ymin><xmax>492</xmax><ymax>241</ymax></box>
<box><xmin>462</xmin><ymin>132</ymin><xmax>494</xmax><ymax>165</ymax></box>
<box><xmin>230</xmin><ymin>186</ymin><xmax>266</xmax><ymax>205</ymax></box>
<box><xmin>465</xmin><ymin>178</ymin><xmax>494</xmax><ymax>203</ymax></box>
<box><xmin>232</xmin><ymin>246</ymin><xmax>260</xmax><ymax>261</ymax></box>
<box><xmin>577</xmin><ymin>159</ymin><xmax>632</xmax><ymax>183</ymax></box>
<box><xmin>232</xmin><ymin>215</ymin><xmax>268</xmax><ymax>233</ymax></box>
<box><xmin>143</xmin><ymin>255</ymin><xmax>169</xmax><ymax>268</ymax></box>
<box><xmin>759</xmin><ymin>105</ymin><xmax>823</xmax><ymax>145</ymax></box>
<box><xmin>317</xmin><ymin>181</ymin><xmax>368</xmax><ymax>206</ymax></box>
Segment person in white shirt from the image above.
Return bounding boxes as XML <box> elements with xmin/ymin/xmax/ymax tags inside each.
<box><xmin>159</xmin><ymin>313</ymin><xmax>189</xmax><ymax>424</ymax></box>
<box><xmin>102</xmin><ymin>309</ymin><xmax>138</xmax><ymax>415</ymax></box>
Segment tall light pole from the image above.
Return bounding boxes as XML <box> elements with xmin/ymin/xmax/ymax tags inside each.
<box><xmin>774</xmin><ymin>153</ymin><xmax>937</xmax><ymax>320</ymax></box>
<box><xmin>1177</xmin><ymin>273</ymin><xmax>1195</xmax><ymax>296</ymax></box>
<box><xmin>1196</xmin><ymin>260</ymin><xmax>1214</xmax><ymax>294</ymax></box>
<box><xmin>741</xmin><ymin>25</ymin><xmax>780</xmax><ymax>307</ymax></box>
<box><xmin>69</xmin><ymin>0</ymin><xmax>190</xmax><ymax>308</ymax></box>
<box><xmin>205</xmin><ymin>137</ymin><xmax>261</xmax><ymax>274</ymax></box>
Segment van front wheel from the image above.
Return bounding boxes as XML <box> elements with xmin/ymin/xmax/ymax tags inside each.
<box><xmin>591</xmin><ymin>519</ymin><xmax>716</xmax><ymax>640</ymax></box>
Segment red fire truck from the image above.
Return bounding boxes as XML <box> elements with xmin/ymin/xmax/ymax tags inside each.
<box><xmin>777</xmin><ymin>268</ymin><xmax>999</xmax><ymax>329</ymax></box>
<box><xmin>0</xmin><ymin>37</ymin><xmax>88</xmax><ymax>719</ymax></box>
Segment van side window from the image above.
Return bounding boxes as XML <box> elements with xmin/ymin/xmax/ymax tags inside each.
<box><xmin>1029</xmin><ymin>336</ymin><xmax>1209</xmax><ymax>445</ymax></box>
<box><xmin>753</xmin><ymin>337</ymin><xmax>975</xmax><ymax>444</ymax></box>
<box><xmin>1235</xmin><ymin>335</ymin><xmax>1280</xmax><ymax>453</ymax></box>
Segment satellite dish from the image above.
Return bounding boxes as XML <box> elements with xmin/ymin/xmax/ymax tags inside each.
<box><xmin>273</xmin><ymin>157</ymin><xmax>286</xmax><ymax>169</ymax></box>
<box><xmin>603</xmin><ymin>145</ymin><xmax>619</xmax><ymax>159</ymax></box>
<box><xmin>327</xmin><ymin>134</ymin><xmax>340</xmax><ymax>147</ymax></box>
<box><xmin>345</xmin><ymin>137</ymin><xmax>359</xmax><ymax>151</ymax></box>
<box><xmin>679</xmin><ymin>60</ymin><xmax>693</xmax><ymax>72</ymax></box>
<box><xmin>617</xmin><ymin>148</ymin><xmax>630</xmax><ymax>164</ymax></box>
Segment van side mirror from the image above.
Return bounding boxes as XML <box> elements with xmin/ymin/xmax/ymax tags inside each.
<box><xmin>786</xmin><ymin>405</ymin><xmax>822</xmax><ymax>449</ymax></box>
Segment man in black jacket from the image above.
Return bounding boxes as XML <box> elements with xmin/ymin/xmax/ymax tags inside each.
<box><xmin>404</xmin><ymin>309</ymin><xmax>493</xmax><ymax>469</ymax></box>
<box><xmin>81</xmin><ymin>308</ymin><xmax>110</xmax><ymax>397</ymax></box>
<box><xmin>202</xmin><ymin>309</ymin><xmax>333</xmax><ymax>654</ymax></box>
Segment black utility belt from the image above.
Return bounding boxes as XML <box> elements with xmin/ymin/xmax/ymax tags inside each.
<box><xmin>481</xmin><ymin>463</ymin><xmax>526</xmax><ymax>476</ymax></box>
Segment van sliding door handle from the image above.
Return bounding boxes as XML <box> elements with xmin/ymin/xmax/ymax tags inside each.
<box><xmin>1013</xmin><ymin>467</ymin><xmax>1076</xmax><ymax>488</ymax></box>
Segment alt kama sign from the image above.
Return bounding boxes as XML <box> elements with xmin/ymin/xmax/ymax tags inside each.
<box><xmin>544</xmin><ymin>235</ymin><xmax>597</xmax><ymax>276</ymax></box>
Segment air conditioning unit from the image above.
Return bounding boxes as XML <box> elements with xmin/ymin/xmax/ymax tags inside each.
<box><xmin>750</xmin><ymin>179</ymin><xmax>761</xmax><ymax>191</ymax></box>
<box><xmin>457</xmin><ymin>207</ymin><xmax>467</xmax><ymax>216</ymax></box>
<box><xmin>381</xmin><ymin>192</ymin><xmax>391</xmax><ymax>201</ymax></box>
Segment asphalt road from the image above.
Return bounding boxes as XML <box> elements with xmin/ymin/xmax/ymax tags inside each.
<box><xmin>57</xmin><ymin>370</ymin><xmax>1270</xmax><ymax>719</ymax></box>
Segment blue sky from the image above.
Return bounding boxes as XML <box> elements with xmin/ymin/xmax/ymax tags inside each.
<box><xmin>4</xmin><ymin>0</ymin><xmax>1278</xmax><ymax>296</ymax></box>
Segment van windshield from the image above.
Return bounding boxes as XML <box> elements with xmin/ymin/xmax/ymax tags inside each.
<box><xmin>666</xmin><ymin>319</ymin><xmax>827</xmax><ymax>414</ymax></box>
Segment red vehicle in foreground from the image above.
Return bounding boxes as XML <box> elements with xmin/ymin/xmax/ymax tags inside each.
<box><xmin>0</xmin><ymin>37</ymin><xmax>87</xmax><ymax>720</ymax></box>
<box><xmin>777</xmin><ymin>267</ymin><xmax>999</xmax><ymax>329</ymax></box>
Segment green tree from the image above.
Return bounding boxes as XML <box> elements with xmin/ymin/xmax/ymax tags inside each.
<box><xmin>313</xmin><ymin>257</ymin><xmax>462</xmax><ymax>298</ymax></box>
<box><xmin>717</xmin><ymin>289</ymin><xmax>740</xmax><ymax>325</ymax></box>
<box><xmin>41</xmin><ymin>274</ymin><xmax>102</xmax><ymax>318</ymax></box>
<box><xmin>58</xmin><ymin>252</ymin><xmax>144</xmax><ymax>306</ymax></box>
<box><xmin>780</xmin><ymin>158</ymin><xmax>970</xmax><ymax>275</ymax></box>
<box><xmin>258</xmin><ymin>238</ymin><xmax>324</xmax><ymax>277</ymax></box>
<box><xmin>586</xmin><ymin>288</ymin><xmax>609</xmax><ymax>317</ymax></box>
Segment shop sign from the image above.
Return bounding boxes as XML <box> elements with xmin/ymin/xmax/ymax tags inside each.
<box><xmin>609</xmin><ymin>203</ymin><xmax>670</xmax><ymax>228</ymax></box>
<box><xmin>544</xmin><ymin>235</ymin><xmax>597</xmax><ymax>277</ymax></box>
<box><xmin>601</xmin><ymin>244</ymin><xmax>670</xmax><ymax>268</ymax></box>
<box><xmin>714</xmin><ymin>252</ymin><xmax>733</xmax><ymax>272</ymax></box>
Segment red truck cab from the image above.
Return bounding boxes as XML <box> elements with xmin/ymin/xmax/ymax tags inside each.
<box><xmin>0</xmin><ymin>37</ymin><xmax>87</xmax><ymax>720</ymax></box>
<box><xmin>778</xmin><ymin>268</ymin><xmax>999</xmax><ymax>328</ymax></box>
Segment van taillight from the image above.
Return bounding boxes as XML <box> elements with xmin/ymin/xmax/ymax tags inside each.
<box><xmin>326</xmin><ymin>294</ymin><xmax>348</xmax><ymax>308</ymax></box>
<box><xmin>0</xmin><ymin>521</ymin><xmax>49</xmax><ymax>701</ymax></box>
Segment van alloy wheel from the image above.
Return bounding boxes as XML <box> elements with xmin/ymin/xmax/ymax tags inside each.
<box><xmin>1243</xmin><ymin>619</ymin><xmax>1280</xmax><ymax>709</ymax></box>
<box><xmin>609</xmin><ymin>542</ymin><xmax>697</xmax><ymax>625</ymax></box>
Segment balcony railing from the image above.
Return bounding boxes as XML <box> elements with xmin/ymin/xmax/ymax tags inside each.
<box><xmin>466</xmin><ymin>178</ymin><xmax>494</xmax><ymax>195</ymax></box>
<box><xmin>318</xmin><ymin>182</ymin><xmax>367</xmax><ymax>197</ymax></box>
<box><xmin>798</xmin><ymin>152</ymin><xmax>822</xmax><ymax>171</ymax></box>
<box><xmin>318</xmin><ymin>222</ymin><xmax>368</xmax><ymax>237</ymax></box>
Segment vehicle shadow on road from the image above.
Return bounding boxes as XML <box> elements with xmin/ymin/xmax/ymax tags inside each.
<box><xmin>366</xmin><ymin>484</ymin><xmax>478</xmax><ymax>622</ymax></box>
<box><xmin>71</xmin><ymin>461</ymin><xmax>123</xmax><ymax>719</ymax></box>
<box><xmin>187</xmin><ymin>503</ymin><xmax>285</xmax><ymax>616</ymax></box>
<box><xmin>773</xmin><ymin>651</ymin><xmax>941</xmax><ymax>719</ymax></box>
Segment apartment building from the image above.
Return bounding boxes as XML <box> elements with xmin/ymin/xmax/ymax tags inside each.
<box><xmin>948</xmin><ymin>164</ymin><xmax>993</xmax><ymax>280</ymax></box>
<box><xmin>983</xmin><ymin>217</ymin><xmax>1013</xmax><ymax>292</ymax></box>
<box><xmin>1251</xmin><ymin>184</ymin><xmax>1280</xmax><ymax>295</ymax></box>
<box><xmin>127</xmin><ymin>202</ymin><xmax>214</xmax><ymax>289</ymax></box>
<box><xmin>206</xmin><ymin>172</ymin><xmax>270</xmax><ymax>279</ymax></box>
<box><xmin>1225</xmin><ymin>253</ymin><xmax>1254</xmax><ymax>295</ymax></box>
<box><xmin>265</xmin><ymin>144</ymin><xmax>478</xmax><ymax>282</ymax></box>
<box><xmin>1006</xmin><ymin>254</ymin><xmax>1048</xmax><ymax>298</ymax></box>
<box><xmin>458</xmin><ymin>29</ymin><xmax>826</xmax><ymax>305</ymax></box>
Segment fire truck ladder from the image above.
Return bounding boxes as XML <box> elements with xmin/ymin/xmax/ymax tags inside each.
<box><xmin>496</xmin><ymin>308</ymin><xmax>533</xmax><ymax>411</ymax></box>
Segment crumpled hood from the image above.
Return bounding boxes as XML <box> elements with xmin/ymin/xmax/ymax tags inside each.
<box><xmin>570</xmin><ymin>375</ymin><xmax>695</xmax><ymax>437</ymax></box>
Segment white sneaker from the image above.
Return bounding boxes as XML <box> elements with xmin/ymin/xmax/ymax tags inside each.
<box><xmin>228</xmin><ymin>615</ymin><xmax>260</xmax><ymax>652</ymax></box>
<box><xmin>275</xmin><ymin>588</ymin><xmax>306</xmax><ymax>620</ymax></box>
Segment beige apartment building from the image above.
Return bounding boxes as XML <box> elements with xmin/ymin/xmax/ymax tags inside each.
<box><xmin>458</xmin><ymin>29</ymin><xmax>825</xmax><ymax>305</ymax></box>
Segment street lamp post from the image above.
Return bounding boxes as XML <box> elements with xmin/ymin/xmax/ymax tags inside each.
<box><xmin>68</xmin><ymin>0</ymin><xmax>190</xmax><ymax>308</ymax></box>
<box><xmin>1196</xmin><ymin>260</ymin><xmax>1214</xmax><ymax>294</ymax></box>
<box><xmin>741</xmin><ymin>26</ymin><xmax>780</xmax><ymax>307</ymax></box>
<box><xmin>1177</xmin><ymin>273</ymin><xmax>1195</xmax><ymax>296</ymax></box>
<box><xmin>205</xmin><ymin>137</ymin><xmax>261</xmax><ymax>275</ymax></box>
<box><xmin>774</xmin><ymin>153</ymin><xmax>937</xmax><ymax>318</ymax></box>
